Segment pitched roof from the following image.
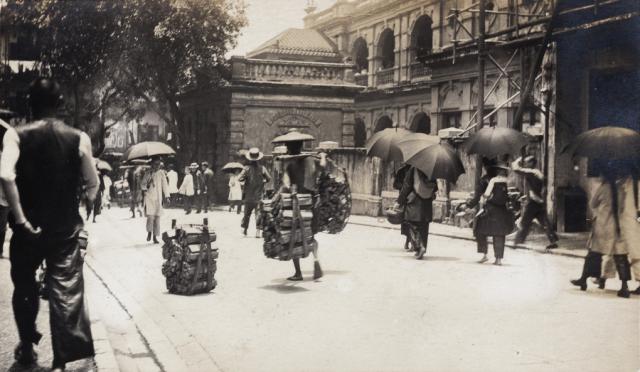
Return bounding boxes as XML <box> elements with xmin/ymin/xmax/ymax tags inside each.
<box><xmin>247</xmin><ymin>28</ymin><xmax>342</xmax><ymax>61</ymax></box>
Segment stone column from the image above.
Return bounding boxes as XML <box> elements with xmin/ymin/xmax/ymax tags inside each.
<box><xmin>229</xmin><ymin>103</ymin><xmax>246</xmax><ymax>157</ymax></box>
<box><xmin>341</xmin><ymin>109</ymin><xmax>355</xmax><ymax>147</ymax></box>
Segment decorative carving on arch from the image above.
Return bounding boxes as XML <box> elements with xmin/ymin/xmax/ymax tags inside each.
<box><xmin>264</xmin><ymin>108</ymin><xmax>322</xmax><ymax>129</ymax></box>
<box><xmin>439</xmin><ymin>82</ymin><xmax>464</xmax><ymax>109</ymax></box>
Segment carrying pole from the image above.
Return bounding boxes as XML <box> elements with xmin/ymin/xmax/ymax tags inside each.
<box><xmin>474</xmin><ymin>0</ymin><xmax>487</xmax><ymax>187</ymax></box>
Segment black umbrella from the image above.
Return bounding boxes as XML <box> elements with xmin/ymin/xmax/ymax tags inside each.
<box><xmin>364</xmin><ymin>128</ymin><xmax>412</xmax><ymax>161</ymax></box>
<box><xmin>464</xmin><ymin>126</ymin><xmax>528</xmax><ymax>157</ymax></box>
<box><xmin>562</xmin><ymin>126</ymin><xmax>640</xmax><ymax>160</ymax></box>
<box><xmin>398</xmin><ymin>138</ymin><xmax>465</xmax><ymax>183</ymax></box>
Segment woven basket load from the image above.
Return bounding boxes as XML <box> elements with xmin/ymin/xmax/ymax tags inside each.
<box><xmin>316</xmin><ymin>166</ymin><xmax>351</xmax><ymax>234</ymax></box>
<box><xmin>161</xmin><ymin>223</ymin><xmax>218</xmax><ymax>295</ymax></box>
<box><xmin>262</xmin><ymin>192</ymin><xmax>316</xmax><ymax>261</ymax></box>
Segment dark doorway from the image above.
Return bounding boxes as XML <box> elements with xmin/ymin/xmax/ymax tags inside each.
<box><xmin>354</xmin><ymin>118</ymin><xmax>367</xmax><ymax>147</ymax></box>
<box><xmin>410</xmin><ymin>112</ymin><xmax>431</xmax><ymax>134</ymax></box>
<box><xmin>374</xmin><ymin>115</ymin><xmax>393</xmax><ymax>133</ymax></box>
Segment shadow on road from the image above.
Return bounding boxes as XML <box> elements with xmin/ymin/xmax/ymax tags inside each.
<box><xmin>260</xmin><ymin>284</ymin><xmax>310</xmax><ymax>293</ymax></box>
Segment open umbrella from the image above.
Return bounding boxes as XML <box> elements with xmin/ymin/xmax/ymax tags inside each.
<box><xmin>95</xmin><ymin>159</ymin><xmax>113</xmax><ymax>172</ymax></box>
<box><xmin>393</xmin><ymin>133</ymin><xmax>440</xmax><ymax>162</ymax></box>
<box><xmin>398</xmin><ymin>138</ymin><xmax>465</xmax><ymax>183</ymax></box>
<box><xmin>123</xmin><ymin>141</ymin><xmax>175</xmax><ymax>161</ymax></box>
<box><xmin>222</xmin><ymin>162</ymin><xmax>244</xmax><ymax>173</ymax></box>
<box><xmin>464</xmin><ymin>126</ymin><xmax>528</xmax><ymax>157</ymax></box>
<box><xmin>364</xmin><ymin>128</ymin><xmax>412</xmax><ymax>161</ymax></box>
<box><xmin>562</xmin><ymin>126</ymin><xmax>640</xmax><ymax>159</ymax></box>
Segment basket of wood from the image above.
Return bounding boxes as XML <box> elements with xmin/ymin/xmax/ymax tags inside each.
<box><xmin>316</xmin><ymin>167</ymin><xmax>351</xmax><ymax>234</ymax></box>
<box><xmin>161</xmin><ymin>218</ymin><xmax>218</xmax><ymax>295</ymax></box>
<box><xmin>262</xmin><ymin>190</ymin><xmax>316</xmax><ymax>261</ymax></box>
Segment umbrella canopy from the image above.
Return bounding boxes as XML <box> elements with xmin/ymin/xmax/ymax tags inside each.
<box><xmin>272</xmin><ymin>131</ymin><xmax>315</xmax><ymax>143</ymax></box>
<box><xmin>393</xmin><ymin>133</ymin><xmax>440</xmax><ymax>162</ymax></box>
<box><xmin>222</xmin><ymin>162</ymin><xmax>244</xmax><ymax>173</ymax></box>
<box><xmin>464</xmin><ymin>126</ymin><xmax>528</xmax><ymax>157</ymax></box>
<box><xmin>123</xmin><ymin>141</ymin><xmax>175</xmax><ymax>161</ymax></box>
<box><xmin>400</xmin><ymin>141</ymin><xmax>465</xmax><ymax>183</ymax></box>
<box><xmin>562</xmin><ymin>126</ymin><xmax>640</xmax><ymax>160</ymax></box>
<box><xmin>95</xmin><ymin>159</ymin><xmax>113</xmax><ymax>172</ymax></box>
<box><xmin>364</xmin><ymin>128</ymin><xmax>413</xmax><ymax>161</ymax></box>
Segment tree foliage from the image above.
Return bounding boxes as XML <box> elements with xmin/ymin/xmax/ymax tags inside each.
<box><xmin>4</xmin><ymin>0</ymin><xmax>246</xmax><ymax>156</ymax></box>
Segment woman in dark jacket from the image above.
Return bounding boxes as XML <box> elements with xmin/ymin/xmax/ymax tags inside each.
<box><xmin>393</xmin><ymin>164</ymin><xmax>412</xmax><ymax>251</ymax></box>
<box><xmin>467</xmin><ymin>160</ymin><xmax>514</xmax><ymax>265</ymax></box>
<box><xmin>397</xmin><ymin>166</ymin><xmax>437</xmax><ymax>260</ymax></box>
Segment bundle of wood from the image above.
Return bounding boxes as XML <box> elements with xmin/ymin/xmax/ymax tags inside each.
<box><xmin>161</xmin><ymin>220</ymin><xmax>218</xmax><ymax>295</ymax></box>
<box><xmin>316</xmin><ymin>170</ymin><xmax>351</xmax><ymax>234</ymax></box>
<box><xmin>262</xmin><ymin>192</ymin><xmax>316</xmax><ymax>260</ymax></box>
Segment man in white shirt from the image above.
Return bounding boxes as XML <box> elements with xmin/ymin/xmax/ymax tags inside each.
<box><xmin>166</xmin><ymin>163</ymin><xmax>179</xmax><ymax>207</ymax></box>
<box><xmin>0</xmin><ymin>78</ymin><xmax>98</xmax><ymax>371</ymax></box>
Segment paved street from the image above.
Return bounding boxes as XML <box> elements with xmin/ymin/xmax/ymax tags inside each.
<box><xmin>2</xmin><ymin>206</ymin><xmax>639</xmax><ymax>371</ymax></box>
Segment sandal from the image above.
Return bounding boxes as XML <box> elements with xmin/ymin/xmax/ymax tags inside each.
<box><xmin>287</xmin><ymin>275</ymin><xmax>303</xmax><ymax>281</ymax></box>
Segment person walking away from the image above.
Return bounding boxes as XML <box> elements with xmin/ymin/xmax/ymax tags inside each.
<box><xmin>511</xmin><ymin>155</ymin><xmax>559</xmax><ymax>249</ymax></box>
<box><xmin>202</xmin><ymin>161</ymin><xmax>215</xmax><ymax>211</ymax></box>
<box><xmin>393</xmin><ymin>164</ymin><xmax>413</xmax><ymax>251</ymax></box>
<box><xmin>571</xmin><ymin>166</ymin><xmax>632</xmax><ymax>297</ymax></box>
<box><xmin>238</xmin><ymin>148</ymin><xmax>272</xmax><ymax>237</ymax></box>
<box><xmin>0</xmin><ymin>119</ymin><xmax>13</xmax><ymax>258</ymax></box>
<box><xmin>228</xmin><ymin>169</ymin><xmax>243</xmax><ymax>213</ymax></box>
<box><xmin>276</xmin><ymin>133</ymin><xmax>326</xmax><ymax>281</ymax></box>
<box><xmin>0</xmin><ymin>78</ymin><xmax>98</xmax><ymax>371</ymax></box>
<box><xmin>397</xmin><ymin>166</ymin><xmax>437</xmax><ymax>259</ymax></box>
<box><xmin>86</xmin><ymin>168</ymin><xmax>105</xmax><ymax>223</ymax></box>
<box><xmin>102</xmin><ymin>172</ymin><xmax>112</xmax><ymax>209</ymax></box>
<box><xmin>166</xmin><ymin>164</ymin><xmax>179</xmax><ymax>207</ymax></box>
<box><xmin>141</xmin><ymin>157</ymin><xmax>170</xmax><ymax>244</ymax></box>
<box><xmin>467</xmin><ymin>159</ymin><xmax>514</xmax><ymax>265</ymax></box>
<box><xmin>192</xmin><ymin>164</ymin><xmax>204</xmax><ymax>213</ymax></box>
<box><xmin>179</xmin><ymin>164</ymin><xmax>197</xmax><ymax>214</ymax></box>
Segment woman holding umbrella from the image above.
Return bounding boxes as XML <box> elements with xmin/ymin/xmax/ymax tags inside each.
<box><xmin>228</xmin><ymin>169</ymin><xmax>243</xmax><ymax>214</ymax></box>
<box><xmin>467</xmin><ymin>159</ymin><xmax>514</xmax><ymax>266</ymax></box>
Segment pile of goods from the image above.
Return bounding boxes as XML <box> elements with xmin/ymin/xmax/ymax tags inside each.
<box><xmin>316</xmin><ymin>169</ymin><xmax>351</xmax><ymax>234</ymax></box>
<box><xmin>161</xmin><ymin>220</ymin><xmax>218</xmax><ymax>295</ymax></box>
<box><xmin>262</xmin><ymin>192</ymin><xmax>317</xmax><ymax>261</ymax></box>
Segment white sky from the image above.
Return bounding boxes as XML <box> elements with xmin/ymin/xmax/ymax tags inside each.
<box><xmin>228</xmin><ymin>0</ymin><xmax>336</xmax><ymax>56</ymax></box>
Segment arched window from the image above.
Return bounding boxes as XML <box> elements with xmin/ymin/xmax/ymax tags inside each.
<box><xmin>410</xmin><ymin>112</ymin><xmax>431</xmax><ymax>134</ymax></box>
<box><xmin>378</xmin><ymin>29</ymin><xmax>395</xmax><ymax>69</ymax></box>
<box><xmin>374</xmin><ymin>115</ymin><xmax>393</xmax><ymax>133</ymax></box>
<box><xmin>353</xmin><ymin>118</ymin><xmax>367</xmax><ymax>147</ymax></box>
<box><xmin>411</xmin><ymin>15</ymin><xmax>433</xmax><ymax>61</ymax></box>
<box><xmin>352</xmin><ymin>38</ymin><xmax>369</xmax><ymax>73</ymax></box>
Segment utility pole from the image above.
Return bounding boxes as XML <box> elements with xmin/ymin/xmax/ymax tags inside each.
<box><xmin>474</xmin><ymin>0</ymin><xmax>486</xmax><ymax>187</ymax></box>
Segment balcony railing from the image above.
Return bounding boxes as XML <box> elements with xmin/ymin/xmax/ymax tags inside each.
<box><xmin>231</xmin><ymin>57</ymin><xmax>355</xmax><ymax>85</ymax></box>
<box><xmin>410</xmin><ymin>62</ymin><xmax>432</xmax><ymax>80</ymax></box>
<box><xmin>376</xmin><ymin>68</ymin><xmax>394</xmax><ymax>86</ymax></box>
<box><xmin>354</xmin><ymin>73</ymin><xmax>368</xmax><ymax>86</ymax></box>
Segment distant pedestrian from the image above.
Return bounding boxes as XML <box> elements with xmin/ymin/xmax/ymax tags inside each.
<box><xmin>238</xmin><ymin>148</ymin><xmax>271</xmax><ymax>237</ymax></box>
<box><xmin>201</xmin><ymin>161</ymin><xmax>215</xmax><ymax>211</ymax></box>
<box><xmin>179</xmin><ymin>164</ymin><xmax>197</xmax><ymax>214</ymax></box>
<box><xmin>166</xmin><ymin>164</ymin><xmax>179</xmax><ymax>206</ymax></box>
<box><xmin>228</xmin><ymin>169</ymin><xmax>243</xmax><ymax>214</ymax></box>
<box><xmin>397</xmin><ymin>166</ymin><xmax>437</xmax><ymax>260</ymax></box>
<box><xmin>194</xmin><ymin>163</ymin><xmax>205</xmax><ymax>213</ymax></box>
<box><xmin>0</xmin><ymin>78</ymin><xmax>98</xmax><ymax>371</ymax></box>
<box><xmin>141</xmin><ymin>157</ymin><xmax>170</xmax><ymax>244</ymax></box>
<box><xmin>511</xmin><ymin>155</ymin><xmax>559</xmax><ymax>249</ymax></box>
<box><xmin>572</xmin><ymin>167</ymin><xmax>633</xmax><ymax>297</ymax></box>
<box><xmin>102</xmin><ymin>173</ymin><xmax>113</xmax><ymax>209</ymax></box>
<box><xmin>393</xmin><ymin>163</ymin><xmax>412</xmax><ymax>251</ymax></box>
<box><xmin>468</xmin><ymin>159</ymin><xmax>514</xmax><ymax>266</ymax></box>
<box><xmin>86</xmin><ymin>168</ymin><xmax>106</xmax><ymax>223</ymax></box>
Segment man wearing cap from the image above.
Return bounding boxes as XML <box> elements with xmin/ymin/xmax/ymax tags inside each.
<box><xmin>238</xmin><ymin>147</ymin><xmax>272</xmax><ymax>237</ymax></box>
<box><xmin>273</xmin><ymin>130</ymin><xmax>327</xmax><ymax>280</ymax></box>
<box><xmin>0</xmin><ymin>78</ymin><xmax>98</xmax><ymax>371</ymax></box>
<box><xmin>201</xmin><ymin>161</ymin><xmax>216</xmax><ymax>211</ymax></box>
<box><xmin>511</xmin><ymin>155</ymin><xmax>559</xmax><ymax>249</ymax></box>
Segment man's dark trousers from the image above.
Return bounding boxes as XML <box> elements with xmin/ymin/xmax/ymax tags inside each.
<box><xmin>515</xmin><ymin>200</ymin><xmax>558</xmax><ymax>244</ymax></box>
<box><xmin>241</xmin><ymin>201</ymin><xmax>260</xmax><ymax>230</ymax></box>
<box><xmin>10</xmin><ymin>229</ymin><xmax>94</xmax><ymax>364</ymax></box>
<box><xmin>0</xmin><ymin>206</ymin><xmax>9</xmax><ymax>255</ymax></box>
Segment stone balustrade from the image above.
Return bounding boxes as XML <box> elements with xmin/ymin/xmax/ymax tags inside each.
<box><xmin>231</xmin><ymin>57</ymin><xmax>355</xmax><ymax>85</ymax></box>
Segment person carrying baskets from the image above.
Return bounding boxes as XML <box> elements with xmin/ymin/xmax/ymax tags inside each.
<box><xmin>272</xmin><ymin>130</ymin><xmax>327</xmax><ymax>281</ymax></box>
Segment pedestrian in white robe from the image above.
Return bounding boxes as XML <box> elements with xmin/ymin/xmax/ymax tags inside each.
<box><xmin>142</xmin><ymin>158</ymin><xmax>169</xmax><ymax>243</ymax></box>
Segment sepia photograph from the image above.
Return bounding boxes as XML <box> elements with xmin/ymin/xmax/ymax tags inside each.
<box><xmin>0</xmin><ymin>0</ymin><xmax>638</xmax><ymax>371</ymax></box>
